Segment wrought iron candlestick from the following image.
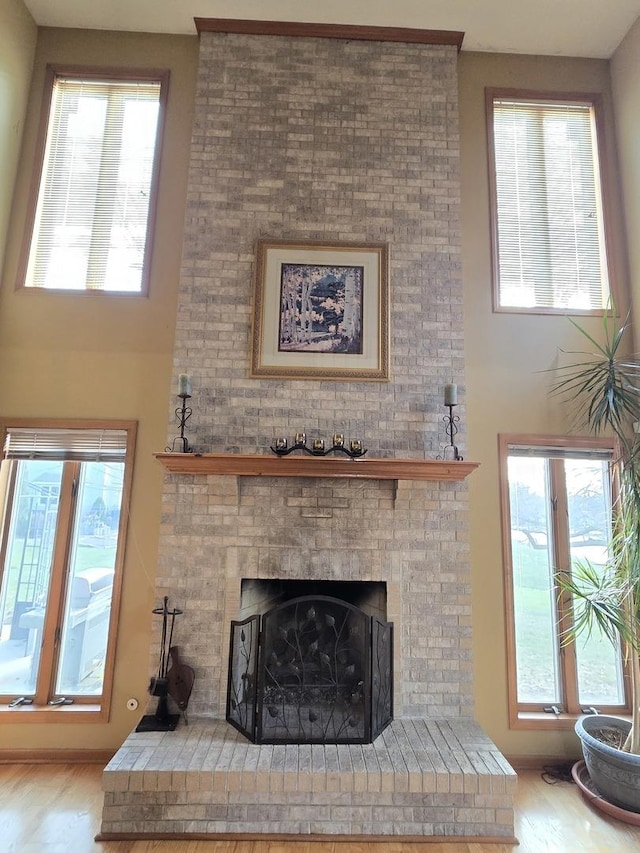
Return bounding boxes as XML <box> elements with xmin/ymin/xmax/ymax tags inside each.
<box><xmin>166</xmin><ymin>375</ymin><xmax>193</xmax><ymax>454</ymax></box>
<box><xmin>442</xmin><ymin>404</ymin><xmax>463</xmax><ymax>461</ymax></box>
<box><xmin>437</xmin><ymin>383</ymin><xmax>463</xmax><ymax>461</ymax></box>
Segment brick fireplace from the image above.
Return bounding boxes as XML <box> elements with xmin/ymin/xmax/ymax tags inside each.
<box><xmin>99</xmin><ymin>27</ymin><xmax>517</xmax><ymax>841</ymax></box>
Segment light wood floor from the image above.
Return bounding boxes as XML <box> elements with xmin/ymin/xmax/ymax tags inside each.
<box><xmin>1</xmin><ymin>763</ymin><xmax>639</xmax><ymax>852</ymax></box>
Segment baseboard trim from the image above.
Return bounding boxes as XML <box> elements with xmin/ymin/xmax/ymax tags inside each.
<box><xmin>0</xmin><ymin>749</ymin><xmax>115</xmax><ymax>765</ymax></box>
<box><xmin>0</xmin><ymin>748</ymin><xmax>574</xmax><ymax>773</ymax></box>
<box><xmin>507</xmin><ymin>753</ymin><xmax>580</xmax><ymax>771</ymax></box>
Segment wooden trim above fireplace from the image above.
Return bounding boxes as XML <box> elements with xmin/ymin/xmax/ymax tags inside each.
<box><xmin>153</xmin><ymin>452</ymin><xmax>478</xmax><ymax>481</ymax></box>
<box><xmin>194</xmin><ymin>19</ymin><xmax>465</xmax><ymax>51</ymax></box>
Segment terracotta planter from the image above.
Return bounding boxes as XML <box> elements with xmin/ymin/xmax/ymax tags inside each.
<box><xmin>575</xmin><ymin>715</ymin><xmax>640</xmax><ymax>813</ymax></box>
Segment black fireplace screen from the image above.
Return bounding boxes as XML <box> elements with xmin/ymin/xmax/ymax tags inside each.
<box><xmin>227</xmin><ymin>594</ymin><xmax>393</xmax><ymax>744</ymax></box>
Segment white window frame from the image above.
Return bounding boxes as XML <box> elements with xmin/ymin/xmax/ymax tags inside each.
<box><xmin>486</xmin><ymin>89</ymin><xmax>616</xmax><ymax>315</ymax></box>
<box><xmin>17</xmin><ymin>65</ymin><xmax>169</xmax><ymax>295</ymax></box>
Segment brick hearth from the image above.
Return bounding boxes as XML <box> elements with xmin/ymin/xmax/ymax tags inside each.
<box><xmin>99</xmin><ymin>718</ymin><xmax>516</xmax><ymax>839</ymax></box>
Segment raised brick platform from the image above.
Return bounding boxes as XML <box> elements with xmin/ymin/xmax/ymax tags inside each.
<box><xmin>98</xmin><ymin>717</ymin><xmax>517</xmax><ymax>840</ymax></box>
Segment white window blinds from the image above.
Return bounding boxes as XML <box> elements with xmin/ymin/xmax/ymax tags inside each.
<box><xmin>491</xmin><ymin>97</ymin><xmax>610</xmax><ymax>312</ymax></box>
<box><xmin>25</xmin><ymin>74</ymin><xmax>163</xmax><ymax>292</ymax></box>
<box><xmin>507</xmin><ymin>443</ymin><xmax>614</xmax><ymax>461</ymax></box>
<box><xmin>3</xmin><ymin>427</ymin><xmax>129</xmax><ymax>461</ymax></box>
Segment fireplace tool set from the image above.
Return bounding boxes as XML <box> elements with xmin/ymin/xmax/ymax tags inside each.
<box><xmin>135</xmin><ymin>597</ymin><xmax>194</xmax><ymax>732</ymax></box>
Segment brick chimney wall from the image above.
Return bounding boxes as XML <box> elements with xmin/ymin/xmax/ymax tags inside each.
<box><xmin>155</xmin><ymin>31</ymin><xmax>471</xmax><ymax>721</ymax></box>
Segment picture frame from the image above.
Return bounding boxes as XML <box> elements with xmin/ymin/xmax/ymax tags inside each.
<box><xmin>250</xmin><ymin>240</ymin><xmax>390</xmax><ymax>381</ymax></box>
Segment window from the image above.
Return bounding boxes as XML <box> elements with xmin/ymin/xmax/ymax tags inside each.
<box><xmin>487</xmin><ymin>90</ymin><xmax>612</xmax><ymax>313</ymax></box>
<box><xmin>20</xmin><ymin>66</ymin><xmax>168</xmax><ymax>293</ymax></box>
<box><xmin>499</xmin><ymin>435</ymin><xmax>630</xmax><ymax>727</ymax></box>
<box><xmin>0</xmin><ymin>421</ymin><xmax>136</xmax><ymax>717</ymax></box>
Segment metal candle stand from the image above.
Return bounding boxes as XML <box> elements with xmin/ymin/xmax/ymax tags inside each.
<box><xmin>440</xmin><ymin>403</ymin><xmax>463</xmax><ymax>461</ymax></box>
<box><xmin>135</xmin><ymin>597</ymin><xmax>184</xmax><ymax>732</ymax></box>
<box><xmin>166</xmin><ymin>392</ymin><xmax>192</xmax><ymax>454</ymax></box>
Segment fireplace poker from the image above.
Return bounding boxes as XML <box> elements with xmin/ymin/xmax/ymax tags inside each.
<box><xmin>158</xmin><ymin>597</ymin><xmax>168</xmax><ymax>678</ymax></box>
<box><xmin>153</xmin><ymin>596</ymin><xmax>183</xmax><ymax>680</ymax></box>
<box><xmin>167</xmin><ymin>605</ymin><xmax>177</xmax><ymax>668</ymax></box>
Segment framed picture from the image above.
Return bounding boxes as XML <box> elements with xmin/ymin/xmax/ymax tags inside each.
<box><xmin>250</xmin><ymin>240</ymin><xmax>390</xmax><ymax>380</ymax></box>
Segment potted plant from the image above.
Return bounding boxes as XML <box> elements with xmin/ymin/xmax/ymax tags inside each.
<box><xmin>553</xmin><ymin>312</ymin><xmax>640</xmax><ymax>812</ymax></box>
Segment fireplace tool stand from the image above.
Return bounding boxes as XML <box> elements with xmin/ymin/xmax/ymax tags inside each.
<box><xmin>135</xmin><ymin>597</ymin><xmax>185</xmax><ymax>732</ymax></box>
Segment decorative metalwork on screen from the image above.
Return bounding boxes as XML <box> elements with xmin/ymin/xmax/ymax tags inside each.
<box><xmin>227</xmin><ymin>594</ymin><xmax>393</xmax><ymax>744</ymax></box>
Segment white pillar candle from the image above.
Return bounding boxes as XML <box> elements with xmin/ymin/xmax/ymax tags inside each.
<box><xmin>444</xmin><ymin>383</ymin><xmax>458</xmax><ymax>406</ymax></box>
<box><xmin>178</xmin><ymin>373</ymin><xmax>192</xmax><ymax>397</ymax></box>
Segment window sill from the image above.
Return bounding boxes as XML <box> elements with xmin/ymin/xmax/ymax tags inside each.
<box><xmin>17</xmin><ymin>285</ymin><xmax>147</xmax><ymax>297</ymax></box>
<box><xmin>494</xmin><ymin>305</ymin><xmax>609</xmax><ymax>316</ymax></box>
<box><xmin>512</xmin><ymin>710</ymin><xmax>631</xmax><ymax>731</ymax></box>
<box><xmin>0</xmin><ymin>703</ymin><xmax>106</xmax><ymax>723</ymax></box>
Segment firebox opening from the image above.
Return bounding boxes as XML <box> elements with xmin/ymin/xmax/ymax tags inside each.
<box><xmin>227</xmin><ymin>579</ymin><xmax>393</xmax><ymax>745</ymax></box>
<box><xmin>239</xmin><ymin>578</ymin><xmax>388</xmax><ymax>621</ymax></box>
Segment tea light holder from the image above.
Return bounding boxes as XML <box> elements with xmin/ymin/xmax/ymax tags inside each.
<box><xmin>270</xmin><ymin>434</ymin><xmax>367</xmax><ymax>458</ymax></box>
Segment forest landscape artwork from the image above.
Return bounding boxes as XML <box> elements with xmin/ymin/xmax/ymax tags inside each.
<box><xmin>278</xmin><ymin>263</ymin><xmax>364</xmax><ymax>354</ymax></box>
<box><xmin>251</xmin><ymin>240</ymin><xmax>389</xmax><ymax>380</ymax></box>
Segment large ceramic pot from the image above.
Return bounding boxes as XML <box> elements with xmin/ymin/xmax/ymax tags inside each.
<box><xmin>575</xmin><ymin>714</ymin><xmax>640</xmax><ymax>813</ymax></box>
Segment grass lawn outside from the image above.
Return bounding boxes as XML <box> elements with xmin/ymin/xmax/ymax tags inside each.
<box><xmin>512</xmin><ymin>539</ymin><xmax>622</xmax><ymax>705</ymax></box>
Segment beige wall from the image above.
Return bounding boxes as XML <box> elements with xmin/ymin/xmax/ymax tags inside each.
<box><xmin>0</xmin><ymin>28</ymin><xmax>198</xmax><ymax>750</ymax></box>
<box><xmin>0</xmin><ymin>0</ymin><xmax>36</xmax><ymax>280</ymax></box>
<box><xmin>0</xmin><ymin>27</ymin><xmax>633</xmax><ymax>758</ymax></box>
<box><xmin>612</xmin><ymin>16</ymin><xmax>640</xmax><ymax>332</ymax></box>
<box><xmin>459</xmin><ymin>52</ymin><xmax>629</xmax><ymax>759</ymax></box>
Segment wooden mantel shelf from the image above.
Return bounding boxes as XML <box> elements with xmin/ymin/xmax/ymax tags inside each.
<box><xmin>153</xmin><ymin>452</ymin><xmax>479</xmax><ymax>482</ymax></box>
